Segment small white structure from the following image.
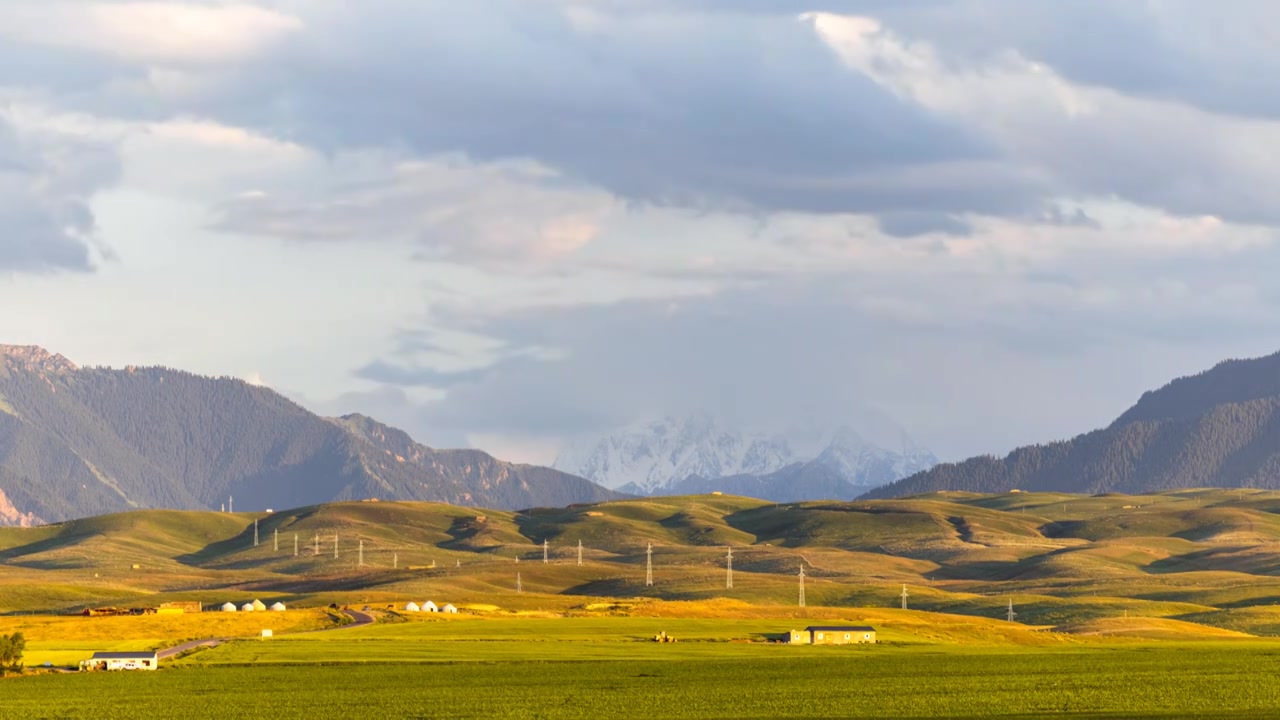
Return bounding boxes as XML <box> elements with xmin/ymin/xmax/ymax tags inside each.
<box><xmin>251</xmin><ymin>599</ymin><xmax>267</xmax><ymax>612</ymax></box>
<box><xmin>221</xmin><ymin>602</ymin><xmax>237</xmax><ymax>612</ymax></box>
<box><xmin>261</xmin><ymin>629</ymin><xmax>273</xmax><ymax>638</ymax></box>
<box><xmin>270</xmin><ymin>602</ymin><xmax>286</xmax><ymax>612</ymax></box>
<box><xmin>241</xmin><ymin>602</ymin><xmax>255</xmax><ymax>612</ymax></box>
<box><xmin>422</xmin><ymin>601</ymin><xmax>438</xmax><ymax>613</ymax></box>
<box><xmin>404</xmin><ymin>602</ymin><xmax>420</xmax><ymax>612</ymax></box>
<box><xmin>442</xmin><ymin>604</ymin><xmax>458</xmax><ymax>614</ymax></box>
<box><xmin>82</xmin><ymin>651</ymin><xmax>158</xmax><ymax>671</ymax></box>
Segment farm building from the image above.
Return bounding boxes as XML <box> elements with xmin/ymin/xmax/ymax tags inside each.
<box><xmin>270</xmin><ymin>602</ymin><xmax>286</xmax><ymax>611</ymax></box>
<box><xmin>81</xmin><ymin>651</ymin><xmax>158</xmax><ymax>671</ymax></box>
<box><xmin>221</xmin><ymin>602</ymin><xmax>237</xmax><ymax>612</ymax></box>
<box><xmin>442</xmin><ymin>604</ymin><xmax>458</xmax><ymax>614</ymax></box>
<box><xmin>251</xmin><ymin>599</ymin><xmax>267</xmax><ymax>612</ymax></box>
<box><xmin>422</xmin><ymin>601</ymin><xmax>438</xmax><ymax>612</ymax></box>
<box><xmin>159</xmin><ymin>601</ymin><xmax>202</xmax><ymax>614</ymax></box>
<box><xmin>404</xmin><ymin>602</ymin><xmax>420</xmax><ymax>612</ymax></box>
<box><xmin>241</xmin><ymin>602</ymin><xmax>255</xmax><ymax>612</ymax></box>
<box><xmin>789</xmin><ymin>626</ymin><xmax>876</xmax><ymax>645</ymax></box>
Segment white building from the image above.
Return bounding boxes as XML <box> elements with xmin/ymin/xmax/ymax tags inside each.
<box><xmin>442</xmin><ymin>604</ymin><xmax>458</xmax><ymax>614</ymax></box>
<box><xmin>221</xmin><ymin>602</ymin><xmax>237</xmax><ymax>612</ymax></box>
<box><xmin>241</xmin><ymin>602</ymin><xmax>255</xmax><ymax>612</ymax></box>
<box><xmin>82</xmin><ymin>651</ymin><xmax>158</xmax><ymax>671</ymax></box>
<box><xmin>270</xmin><ymin>602</ymin><xmax>286</xmax><ymax>611</ymax></box>
<box><xmin>404</xmin><ymin>602</ymin><xmax>420</xmax><ymax>612</ymax></box>
<box><xmin>251</xmin><ymin>599</ymin><xmax>266</xmax><ymax>612</ymax></box>
<box><xmin>422</xmin><ymin>601</ymin><xmax>438</xmax><ymax>613</ymax></box>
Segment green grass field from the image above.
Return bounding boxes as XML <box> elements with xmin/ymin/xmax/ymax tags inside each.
<box><xmin>12</xmin><ymin>491</ymin><xmax>1280</xmax><ymax>717</ymax></box>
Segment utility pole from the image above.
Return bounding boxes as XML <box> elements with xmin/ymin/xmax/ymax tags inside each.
<box><xmin>393</xmin><ymin>553</ymin><xmax>398</xmax><ymax>569</ymax></box>
<box><xmin>516</xmin><ymin>572</ymin><xmax>522</xmax><ymax>594</ymax></box>
<box><xmin>725</xmin><ymin>547</ymin><xmax>733</xmax><ymax>590</ymax></box>
<box><xmin>798</xmin><ymin>564</ymin><xmax>806</xmax><ymax>608</ymax></box>
<box><xmin>293</xmin><ymin>533</ymin><xmax>298</xmax><ymax>557</ymax></box>
<box><xmin>358</xmin><ymin>540</ymin><xmax>364</xmax><ymax>567</ymax></box>
<box><xmin>646</xmin><ymin>543</ymin><xmax>654</xmax><ymax>587</ymax></box>
<box><xmin>313</xmin><ymin>533</ymin><xmax>320</xmax><ymax>555</ymax></box>
<box><xmin>577</xmin><ymin>539</ymin><xmax>583</xmax><ymax>567</ymax></box>
<box><xmin>900</xmin><ymin>584</ymin><xmax>909</xmax><ymax>610</ymax></box>
<box><xmin>273</xmin><ymin>528</ymin><xmax>278</xmax><ymax>552</ymax></box>
<box><xmin>334</xmin><ymin>534</ymin><xmax>339</xmax><ymax>559</ymax></box>
<box><xmin>253</xmin><ymin>519</ymin><xmax>259</xmax><ymax>547</ymax></box>
<box><xmin>543</xmin><ymin>539</ymin><xmax>549</xmax><ymax>564</ymax></box>
<box><xmin>1007</xmin><ymin>598</ymin><xmax>1017</xmax><ymax>623</ymax></box>
<box><xmin>229</xmin><ymin>495</ymin><xmax>233</xmax><ymax>514</ymax></box>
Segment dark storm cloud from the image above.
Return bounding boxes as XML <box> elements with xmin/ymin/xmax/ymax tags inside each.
<box><xmin>178</xmin><ymin>1</ymin><xmax>1038</xmax><ymax>220</ymax></box>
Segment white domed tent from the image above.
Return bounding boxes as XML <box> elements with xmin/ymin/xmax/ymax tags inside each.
<box><xmin>221</xmin><ymin>602</ymin><xmax>237</xmax><ymax>612</ymax></box>
<box><xmin>404</xmin><ymin>602</ymin><xmax>420</xmax><ymax>612</ymax></box>
<box><xmin>270</xmin><ymin>602</ymin><xmax>286</xmax><ymax>612</ymax></box>
<box><xmin>442</xmin><ymin>604</ymin><xmax>458</xmax><ymax>614</ymax></box>
<box><xmin>422</xmin><ymin>601</ymin><xmax>438</xmax><ymax>613</ymax></box>
<box><xmin>251</xmin><ymin>599</ymin><xmax>267</xmax><ymax>612</ymax></box>
<box><xmin>241</xmin><ymin>602</ymin><xmax>255</xmax><ymax>612</ymax></box>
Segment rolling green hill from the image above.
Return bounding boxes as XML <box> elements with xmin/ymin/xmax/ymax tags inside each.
<box><xmin>866</xmin><ymin>350</ymin><xmax>1280</xmax><ymax>499</ymax></box>
<box><xmin>6</xmin><ymin>489</ymin><xmax>1280</xmax><ymax>641</ymax></box>
<box><xmin>0</xmin><ymin>345</ymin><xmax>620</xmax><ymax>524</ymax></box>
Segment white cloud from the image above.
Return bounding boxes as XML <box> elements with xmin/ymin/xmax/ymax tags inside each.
<box><xmin>0</xmin><ymin>2</ymin><xmax>302</xmax><ymax>64</ymax></box>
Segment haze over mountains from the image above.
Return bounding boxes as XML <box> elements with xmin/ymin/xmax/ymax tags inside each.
<box><xmin>866</xmin><ymin>351</ymin><xmax>1280</xmax><ymax>499</ymax></box>
<box><xmin>0</xmin><ymin>346</ymin><xmax>619</xmax><ymax>526</ymax></box>
<box><xmin>555</xmin><ymin>412</ymin><xmax>937</xmax><ymax>502</ymax></box>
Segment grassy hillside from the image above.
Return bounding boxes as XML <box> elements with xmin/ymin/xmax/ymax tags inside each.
<box><xmin>8</xmin><ymin>490</ymin><xmax>1280</xmax><ymax>642</ymax></box>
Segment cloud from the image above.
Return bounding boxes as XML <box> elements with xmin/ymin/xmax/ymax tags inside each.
<box><xmin>209</xmin><ymin>153</ymin><xmax>617</xmax><ymax>264</ymax></box>
<box><xmin>0</xmin><ymin>1</ymin><xmax>302</xmax><ymax>64</ymax></box>
<box><xmin>0</xmin><ymin>114</ymin><xmax>119</xmax><ymax>272</ymax></box>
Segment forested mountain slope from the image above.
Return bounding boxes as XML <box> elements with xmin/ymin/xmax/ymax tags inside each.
<box><xmin>0</xmin><ymin>346</ymin><xmax>619</xmax><ymax>525</ymax></box>
<box><xmin>864</xmin><ymin>351</ymin><xmax>1280</xmax><ymax>499</ymax></box>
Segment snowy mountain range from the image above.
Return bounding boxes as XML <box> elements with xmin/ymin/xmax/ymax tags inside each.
<box><xmin>553</xmin><ymin>412</ymin><xmax>937</xmax><ymax>502</ymax></box>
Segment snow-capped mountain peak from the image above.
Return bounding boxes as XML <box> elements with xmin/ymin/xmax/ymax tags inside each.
<box><xmin>554</xmin><ymin>411</ymin><xmax>937</xmax><ymax>497</ymax></box>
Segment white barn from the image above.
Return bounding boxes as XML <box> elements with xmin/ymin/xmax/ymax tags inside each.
<box><xmin>422</xmin><ymin>601</ymin><xmax>438</xmax><ymax>613</ymax></box>
<box><xmin>82</xmin><ymin>651</ymin><xmax>158</xmax><ymax>671</ymax></box>
<box><xmin>442</xmin><ymin>604</ymin><xmax>458</xmax><ymax>614</ymax></box>
<box><xmin>404</xmin><ymin>602</ymin><xmax>420</xmax><ymax>612</ymax></box>
<box><xmin>221</xmin><ymin>602</ymin><xmax>237</xmax><ymax>612</ymax></box>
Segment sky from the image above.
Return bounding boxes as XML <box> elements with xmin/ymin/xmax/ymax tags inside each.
<box><xmin>4</xmin><ymin>0</ymin><xmax>1280</xmax><ymax>465</ymax></box>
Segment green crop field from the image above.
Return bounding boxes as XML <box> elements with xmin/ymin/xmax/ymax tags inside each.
<box><xmin>10</xmin><ymin>642</ymin><xmax>1280</xmax><ymax>719</ymax></box>
<box><xmin>12</xmin><ymin>491</ymin><xmax>1280</xmax><ymax>717</ymax></box>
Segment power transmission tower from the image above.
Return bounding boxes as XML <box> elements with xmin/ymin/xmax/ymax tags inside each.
<box><xmin>293</xmin><ymin>533</ymin><xmax>298</xmax><ymax>557</ymax></box>
<box><xmin>229</xmin><ymin>495</ymin><xmax>233</xmax><ymax>513</ymax></box>
<box><xmin>577</xmin><ymin>539</ymin><xmax>583</xmax><ymax>567</ymax></box>
<box><xmin>725</xmin><ymin>547</ymin><xmax>733</xmax><ymax>590</ymax></box>
<box><xmin>253</xmin><ymin>519</ymin><xmax>259</xmax><ymax>547</ymax></box>
<box><xmin>516</xmin><ymin>572</ymin><xmax>522</xmax><ymax>594</ymax></box>
<box><xmin>273</xmin><ymin>528</ymin><xmax>278</xmax><ymax>552</ymax></box>
<box><xmin>543</xmin><ymin>539</ymin><xmax>549</xmax><ymax>564</ymax></box>
<box><xmin>313</xmin><ymin>533</ymin><xmax>320</xmax><ymax>555</ymax></box>
<box><xmin>358</xmin><ymin>540</ymin><xmax>364</xmax><ymax>567</ymax></box>
<box><xmin>393</xmin><ymin>553</ymin><xmax>398</xmax><ymax>569</ymax></box>
<box><xmin>900</xmin><ymin>584</ymin><xmax>909</xmax><ymax>610</ymax></box>
<box><xmin>221</xmin><ymin>503</ymin><xmax>225</xmax><ymax>513</ymax></box>
<box><xmin>334</xmin><ymin>534</ymin><xmax>339</xmax><ymax>559</ymax></box>
<box><xmin>646</xmin><ymin>543</ymin><xmax>653</xmax><ymax>587</ymax></box>
<box><xmin>798</xmin><ymin>564</ymin><xmax>806</xmax><ymax>608</ymax></box>
<box><xmin>1006</xmin><ymin>598</ymin><xmax>1017</xmax><ymax>623</ymax></box>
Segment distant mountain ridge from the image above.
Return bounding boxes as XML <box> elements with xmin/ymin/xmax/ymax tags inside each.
<box><xmin>0</xmin><ymin>345</ymin><xmax>620</xmax><ymax>525</ymax></box>
<box><xmin>864</xmin><ymin>351</ymin><xmax>1280</xmax><ymax>499</ymax></box>
<box><xmin>555</xmin><ymin>412</ymin><xmax>936</xmax><ymax>502</ymax></box>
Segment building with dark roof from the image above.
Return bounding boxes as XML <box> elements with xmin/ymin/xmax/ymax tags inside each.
<box><xmin>80</xmin><ymin>651</ymin><xmax>158</xmax><ymax>671</ymax></box>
